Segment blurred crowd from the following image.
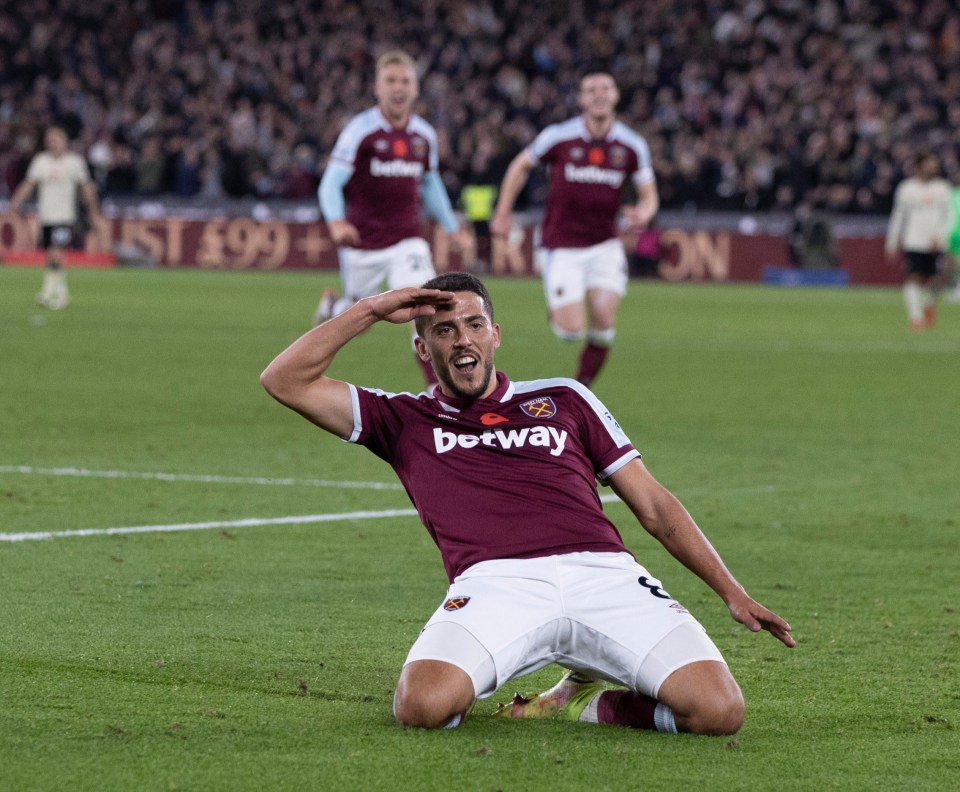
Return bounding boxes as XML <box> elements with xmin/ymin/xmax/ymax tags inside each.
<box><xmin>2</xmin><ymin>0</ymin><xmax>958</xmax><ymax>215</ymax></box>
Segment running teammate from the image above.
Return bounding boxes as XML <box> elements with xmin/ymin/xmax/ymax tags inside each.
<box><xmin>316</xmin><ymin>49</ymin><xmax>470</xmax><ymax>384</ymax></box>
<box><xmin>491</xmin><ymin>66</ymin><xmax>658</xmax><ymax>386</ymax></box>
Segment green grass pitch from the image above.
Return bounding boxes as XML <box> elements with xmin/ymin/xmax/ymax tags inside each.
<box><xmin>1</xmin><ymin>265</ymin><xmax>957</xmax><ymax>791</ymax></box>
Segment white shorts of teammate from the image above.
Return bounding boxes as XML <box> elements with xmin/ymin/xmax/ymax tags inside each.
<box><xmin>339</xmin><ymin>237</ymin><xmax>436</xmax><ymax>300</ymax></box>
<box><xmin>404</xmin><ymin>552</ymin><xmax>726</xmax><ymax>700</ymax></box>
<box><xmin>537</xmin><ymin>238</ymin><xmax>628</xmax><ymax>311</ymax></box>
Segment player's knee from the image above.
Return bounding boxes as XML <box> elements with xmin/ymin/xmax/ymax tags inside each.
<box><xmin>684</xmin><ymin>685</ymin><xmax>745</xmax><ymax>736</ymax></box>
<box><xmin>587</xmin><ymin>327</ymin><xmax>616</xmax><ymax>347</ymax></box>
<box><xmin>393</xmin><ymin>684</ymin><xmax>459</xmax><ymax>729</ymax></box>
<box><xmin>550</xmin><ymin>322</ymin><xmax>585</xmax><ymax>342</ymax></box>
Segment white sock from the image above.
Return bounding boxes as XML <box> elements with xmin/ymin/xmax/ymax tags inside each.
<box><xmin>443</xmin><ymin>712</ymin><xmax>463</xmax><ymax>729</ymax></box>
<box><xmin>903</xmin><ymin>282</ymin><xmax>923</xmax><ymax>322</ymax></box>
<box><xmin>577</xmin><ymin>692</ymin><xmax>603</xmax><ymax>723</ymax></box>
<box><xmin>654</xmin><ymin>702</ymin><xmax>678</xmax><ymax>733</ymax></box>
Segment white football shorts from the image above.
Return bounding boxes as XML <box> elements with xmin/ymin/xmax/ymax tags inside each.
<box><xmin>404</xmin><ymin>551</ymin><xmax>726</xmax><ymax>699</ymax></box>
<box><xmin>538</xmin><ymin>238</ymin><xmax>629</xmax><ymax>310</ymax></box>
<box><xmin>338</xmin><ymin>237</ymin><xmax>436</xmax><ymax>300</ymax></box>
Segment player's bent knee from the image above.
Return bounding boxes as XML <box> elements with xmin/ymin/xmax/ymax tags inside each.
<box><xmin>685</xmin><ymin>684</ymin><xmax>745</xmax><ymax>736</ymax></box>
<box><xmin>393</xmin><ymin>684</ymin><xmax>462</xmax><ymax>729</ymax></box>
<box><xmin>550</xmin><ymin>321</ymin><xmax>585</xmax><ymax>342</ymax></box>
<box><xmin>393</xmin><ymin>660</ymin><xmax>475</xmax><ymax>729</ymax></box>
<box><xmin>393</xmin><ymin>687</ymin><xmax>448</xmax><ymax>729</ymax></box>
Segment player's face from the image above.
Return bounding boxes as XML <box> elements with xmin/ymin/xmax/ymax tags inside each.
<box><xmin>578</xmin><ymin>73</ymin><xmax>619</xmax><ymax>119</ymax></box>
<box><xmin>416</xmin><ymin>292</ymin><xmax>500</xmax><ymax>401</ymax></box>
<box><xmin>45</xmin><ymin>128</ymin><xmax>68</xmax><ymax>156</ymax></box>
<box><xmin>374</xmin><ymin>63</ymin><xmax>419</xmax><ymax>125</ymax></box>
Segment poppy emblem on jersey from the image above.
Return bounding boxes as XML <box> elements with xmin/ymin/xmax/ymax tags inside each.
<box><xmin>480</xmin><ymin>412</ymin><xmax>509</xmax><ymax>425</ymax></box>
<box><xmin>443</xmin><ymin>596</ymin><xmax>471</xmax><ymax>611</ymax></box>
<box><xmin>393</xmin><ymin>139</ymin><xmax>409</xmax><ymax>157</ymax></box>
<box><xmin>519</xmin><ymin>396</ymin><xmax>557</xmax><ymax>419</ymax></box>
<box><xmin>588</xmin><ymin>147</ymin><xmax>605</xmax><ymax>165</ymax></box>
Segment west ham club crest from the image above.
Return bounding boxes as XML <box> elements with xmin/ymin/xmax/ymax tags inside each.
<box><xmin>519</xmin><ymin>397</ymin><xmax>557</xmax><ymax>419</ymax></box>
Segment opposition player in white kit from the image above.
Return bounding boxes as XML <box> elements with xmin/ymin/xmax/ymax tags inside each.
<box><xmin>261</xmin><ymin>272</ymin><xmax>795</xmax><ymax>735</ymax></box>
<box><xmin>316</xmin><ymin>50</ymin><xmax>470</xmax><ymax>384</ymax></box>
<box><xmin>491</xmin><ymin>67</ymin><xmax>659</xmax><ymax>387</ymax></box>
<box><xmin>885</xmin><ymin>152</ymin><xmax>953</xmax><ymax>331</ymax></box>
<box><xmin>8</xmin><ymin>125</ymin><xmax>101</xmax><ymax>310</ymax></box>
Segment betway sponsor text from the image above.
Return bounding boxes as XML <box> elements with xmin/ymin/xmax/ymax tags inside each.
<box><xmin>433</xmin><ymin>426</ymin><xmax>568</xmax><ymax>457</ymax></box>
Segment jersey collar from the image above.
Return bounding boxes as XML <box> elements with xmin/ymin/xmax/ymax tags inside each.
<box><xmin>431</xmin><ymin>371</ymin><xmax>513</xmax><ymax>411</ymax></box>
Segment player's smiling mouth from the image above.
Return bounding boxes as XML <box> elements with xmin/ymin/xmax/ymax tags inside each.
<box><xmin>453</xmin><ymin>354</ymin><xmax>478</xmax><ymax>373</ymax></box>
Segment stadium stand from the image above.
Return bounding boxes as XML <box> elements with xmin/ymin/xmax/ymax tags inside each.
<box><xmin>0</xmin><ymin>0</ymin><xmax>958</xmax><ymax>218</ymax></box>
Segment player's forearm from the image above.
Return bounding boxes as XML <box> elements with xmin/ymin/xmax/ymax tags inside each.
<box><xmin>885</xmin><ymin>206</ymin><xmax>904</xmax><ymax>253</ymax></box>
<box><xmin>610</xmin><ymin>462</ymin><xmax>744</xmax><ymax>602</ymax></box>
<box><xmin>81</xmin><ymin>183</ymin><xmax>100</xmax><ymax>215</ymax></box>
<box><xmin>635</xmin><ymin>182</ymin><xmax>659</xmax><ymax>224</ymax></box>
<box><xmin>638</xmin><ymin>487</ymin><xmax>739</xmax><ymax>596</ymax></box>
<box><xmin>493</xmin><ymin>155</ymin><xmax>533</xmax><ymax>219</ymax></box>
<box><xmin>261</xmin><ymin>299</ymin><xmax>380</xmax><ymax>399</ymax></box>
<box><xmin>318</xmin><ymin>163</ymin><xmax>352</xmax><ymax>221</ymax></box>
<box><xmin>9</xmin><ymin>181</ymin><xmax>34</xmax><ymax>211</ymax></box>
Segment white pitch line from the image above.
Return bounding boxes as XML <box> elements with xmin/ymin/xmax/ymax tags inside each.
<box><xmin>0</xmin><ymin>465</ymin><xmax>404</xmax><ymax>491</ymax></box>
<box><xmin>0</xmin><ymin>508</ymin><xmax>420</xmax><ymax>543</ymax></box>
<box><xmin>0</xmin><ymin>465</ymin><xmax>778</xmax><ymax>498</ymax></box>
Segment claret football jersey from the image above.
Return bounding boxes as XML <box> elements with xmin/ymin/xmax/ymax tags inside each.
<box><xmin>526</xmin><ymin>117</ymin><xmax>654</xmax><ymax>249</ymax></box>
<box><xmin>345</xmin><ymin>372</ymin><xmax>641</xmax><ymax>581</ymax></box>
<box><xmin>328</xmin><ymin>107</ymin><xmax>441</xmax><ymax>249</ymax></box>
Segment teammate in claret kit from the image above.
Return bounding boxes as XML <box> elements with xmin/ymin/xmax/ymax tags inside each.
<box><xmin>315</xmin><ymin>49</ymin><xmax>471</xmax><ymax>385</ymax></box>
<box><xmin>261</xmin><ymin>272</ymin><xmax>794</xmax><ymax>735</ymax></box>
<box><xmin>491</xmin><ymin>65</ymin><xmax>658</xmax><ymax>387</ymax></box>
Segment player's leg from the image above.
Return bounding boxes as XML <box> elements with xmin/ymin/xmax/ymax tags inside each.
<box><xmin>395</xmin><ymin>620</ymin><xmax>495</xmax><ymax>729</ymax></box>
<box><xmin>39</xmin><ymin>226</ymin><xmax>71</xmax><ymax>310</ymax></box>
<box><xmin>313</xmin><ymin>247</ymin><xmax>381</xmax><ymax>324</ymax></box>
<box><xmin>903</xmin><ymin>254</ymin><xmax>939</xmax><ymax>331</ymax></box>
<box><xmin>394</xmin><ymin>658</ymin><xmax>478</xmax><ymax>729</ymax></box>
<box><xmin>571</xmin><ymin>622</ymin><xmax>742</xmax><ymax>735</ymax></box>
<box><xmin>496</xmin><ymin>553</ymin><xmax>741</xmax><ymax>734</ymax></box>
<box><xmin>400</xmin><ymin>557</ymin><xmax>566</xmax><ymax>728</ymax></box>
<box><xmin>542</xmin><ymin>248</ymin><xmax>588</xmax><ymax>349</ymax></box>
<box><xmin>650</xmin><ymin>656</ymin><xmax>744</xmax><ymax>735</ymax></box>
<box><xmin>576</xmin><ymin>239</ymin><xmax>629</xmax><ymax>386</ymax></box>
<box><xmin>921</xmin><ymin>274</ymin><xmax>937</xmax><ymax>327</ymax></box>
<box><xmin>387</xmin><ymin>238</ymin><xmax>439</xmax><ymax>385</ymax></box>
<box><xmin>578</xmin><ymin>288</ymin><xmax>620</xmax><ymax>387</ymax></box>
<box><xmin>903</xmin><ymin>270</ymin><xmax>925</xmax><ymax>330</ymax></box>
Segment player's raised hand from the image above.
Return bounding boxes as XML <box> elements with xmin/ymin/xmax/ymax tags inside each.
<box><xmin>363</xmin><ymin>287</ymin><xmax>455</xmax><ymax>324</ymax></box>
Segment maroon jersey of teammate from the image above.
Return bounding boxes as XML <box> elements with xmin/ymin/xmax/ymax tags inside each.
<box><xmin>327</xmin><ymin>107</ymin><xmax>442</xmax><ymax>250</ymax></box>
<box><xmin>526</xmin><ymin>117</ymin><xmax>655</xmax><ymax>249</ymax></box>
<box><xmin>346</xmin><ymin>372</ymin><xmax>641</xmax><ymax>581</ymax></box>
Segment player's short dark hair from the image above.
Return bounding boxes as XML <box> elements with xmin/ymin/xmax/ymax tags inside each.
<box><xmin>415</xmin><ymin>272</ymin><xmax>494</xmax><ymax>334</ymax></box>
<box><xmin>577</xmin><ymin>60</ymin><xmax>615</xmax><ymax>88</ymax></box>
